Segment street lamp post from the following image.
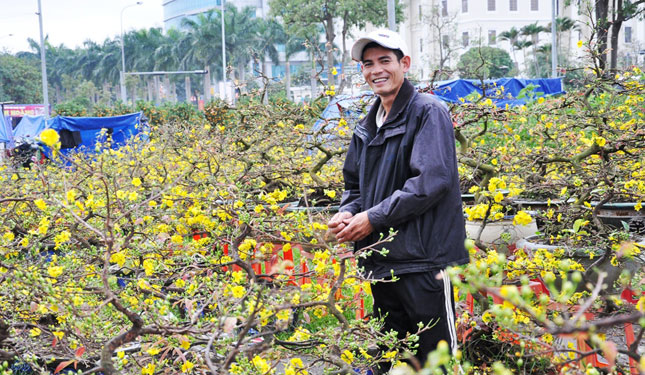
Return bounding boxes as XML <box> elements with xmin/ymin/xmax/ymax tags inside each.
<box><xmin>551</xmin><ymin>0</ymin><xmax>558</xmax><ymax>78</ymax></box>
<box><xmin>221</xmin><ymin>0</ymin><xmax>227</xmax><ymax>102</ymax></box>
<box><xmin>37</xmin><ymin>0</ymin><xmax>49</xmax><ymax>119</ymax></box>
<box><xmin>120</xmin><ymin>1</ymin><xmax>143</xmax><ymax>103</ymax></box>
<box><xmin>387</xmin><ymin>0</ymin><xmax>395</xmax><ymax>31</ymax></box>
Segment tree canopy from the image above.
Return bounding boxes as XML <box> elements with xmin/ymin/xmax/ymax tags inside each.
<box><xmin>457</xmin><ymin>46</ymin><xmax>514</xmax><ymax>79</ymax></box>
<box><xmin>0</xmin><ymin>53</ymin><xmax>43</xmax><ymax>103</ymax></box>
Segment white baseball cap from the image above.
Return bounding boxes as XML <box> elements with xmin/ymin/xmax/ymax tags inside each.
<box><xmin>351</xmin><ymin>29</ymin><xmax>409</xmax><ymax>62</ymax></box>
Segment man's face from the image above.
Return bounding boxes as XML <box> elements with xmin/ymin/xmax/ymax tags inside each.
<box><xmin>361</xmin><ymin>46</ymin><xmax>410</xmax><ymax>100</ymax></box>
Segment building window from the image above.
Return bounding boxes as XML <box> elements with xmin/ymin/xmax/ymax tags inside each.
<box><xmin>531</xmin><ymin>0</ymin><xmax>539</xmax><ymax>11</ymax></box>
<box><xmin>488</xmin><ymin>30</ymin><xmax>496</xmax><ymax>45</ymax></box>
<box><xmin>462</xmin><ymin>31</ymin><xmax>469</xmax><ymax>47</ymax></box>
<box><xmin>488</xmin><ymin>0</ymin><xmax>496</xmax><ymax>11</ymax></box>
<box><xmin>441</xmin><ymin>0</ymin><xmax>448</xmax><ymax>16</ymax></box>
<box><xmin>419</xmin><ymin>5</ymin><xmax>422</xmax><ymax>21</ymax></box>
<box><xmin>625</xmin><ymin>26</ymin><xmax>632</xmax><ymax>43</ymax></box>
<box><xmin>442</xmin><ymin>35</ymin><xmax>450</xmax><ymax>49</ymax></box>
<box><xmin>509</xmin><ymin>0</ymin><xmax>518</xmax><ymax>11</ymax></box>
<box><xmin>462</xmin><ymin>0</ymin><xmax>468</xmax><ymax>13</ymax></box>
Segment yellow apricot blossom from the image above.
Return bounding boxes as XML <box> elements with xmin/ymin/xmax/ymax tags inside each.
<box><xmin>39</xmin><ymin>129</ymin><xmax>60</xmax><ymax>147</ymax></box>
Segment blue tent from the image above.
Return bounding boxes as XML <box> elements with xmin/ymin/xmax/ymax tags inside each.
<box><xmin>430</xmin><ymin>77</ymin><xmax>564</xmax><ymax>106</ymax></box>
<box><xmin>41</xmin><ymin>112</ymin><xmax>146</xmax><ymax>159</ymax></box>
<box><xmin>0</xmin><ymin>113</ymin><xmax>12</xmax><ymax>147</ymax></box>
<box><xmin>13</xmin><ymin>115</ymin><xmax>52</xmax><ymax>143</ymax></box>
<box><xmin>313</xmin><ymin>92</ymin><xmax>374</xmax><ymax>131</ymax></box>
<box><xmin>314</xmin><ymin>77</ymin><xmax>564</xmax><ymax>130</ymax></box>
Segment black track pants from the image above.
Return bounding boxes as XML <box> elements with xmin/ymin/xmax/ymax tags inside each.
<box><xmin>371</xmin><ymin>269</ymin><xmax>457</xmax><ymax>369</ymax></box>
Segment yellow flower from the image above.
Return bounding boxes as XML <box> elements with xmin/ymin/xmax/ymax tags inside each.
<box><xmin>229</xmin><ymin>363</ymin><xmax>242</xmax><ymax>374</ymax></box>
<box><xmin>132</xmin><ymin>177</ymin><xmax>142</xmax><ymax>187</ymax></box>
<box><xmin>47</xmin><ymin>265</ymin><xmax>63</xmax><ymax>278</ymax></box>
<box><xmin>331</xmin><ymin>67</ymin><xmax>338</xmax><ymax>75</ymax></box>
<box><xmin>231</xmin><ymin>285</ymin><xmax>245</xmax><ymax>298</ymax></box>
<box><xmin>577</xmin><ymin>40</ymin><xmax>583</xmax><ymax>48</ymax></box>
<box><xmin>54</xmin><ymin>230</ymin><xmax>71</xmax><ymax>249</ymax></box>
<box><xmin>290</xmin><ymin>358</ymin><xmax>304</xmax><ymax>368</ymax></box>
<box><xmin>147</xmin><ymin>347</ymin><xmax>160</xmax><ymax>356</ymax></box>
<box><xmin>341</xmin><ymin>350</ymin><xmax>354</xmax><ymax>364</ymax></box>
<box><xmin>513</xmin><ymin>211</ymin><xmax>533</xmax><ymax>226</ymax></box>
<box><xmin>137</xmin><ymin>279</ymin><xmax>151</xmax><ymax>290</ymax></box>
<box><xmin>34</xmin><ymin>199</ymin><xmax>47</xmax><ymax>211</ymax></box>
<box><xmin>110</xmin><ymin>251</ymin><xmax>126</xmax><ymax>267</ymax></box>
<box><xmin>231</xmin><ymin>271</ymin><xmax>245</xmax><ymax>284</ymax></box>
<box><xmin>610</xmin><ymin>256</ymin><xmax>618</xmax><ymax>266</ymax></box>
<box><xmin>141</xmin><ymin>363</ymin><xmax>155</xmax><ymax>375</ymax></box>
<box><xmin>143</xmin><ymin>258</ymin><xmax>155</xmax><ymax>276</ymax></box>
<box><xmin>593</xmin><ymin>135</ymin><xmax>606</xmax><ymax>147</ymax></box>
<box><xmin>117</xmin><ymin>351</ymin><xmax>125</xmax><ymax>359</ymax></box>
<box><xmin>636</xmin><ymin>296</ymin><xmax>645</xmax><ymax>312</ymax></box>
<box><xmin>39</xmin><ymin>129</ymin><xmax>60</xmax><ymax>147</ymax></box>
<box><xmin>30</xmin><ymin>327</ymin><xmax>42</xmax><ymax>337</ymax></box>
<box><xmin>179</xmin><ymin>338</ymin><xmax>191</xmax><ymax>350</ymax></box>
<box><xmin>382</xmin><ymin>351</ymin><xmax>397</xmax><ymax>359</ymax></box>
<box><xmin>181</xmin><ymin>360</ymin><xmax>194</xmax><ymax>373</ymax></box>
<box><xmin>252</xmin><ymin>355</ymin><xmax>271</xmax><ymax>373</ymax></box>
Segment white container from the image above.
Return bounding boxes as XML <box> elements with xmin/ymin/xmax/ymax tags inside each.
<box><xmin>465</xmin><ymin>219</ymin><xmax>538</xmax><ymax>246</ymax></box>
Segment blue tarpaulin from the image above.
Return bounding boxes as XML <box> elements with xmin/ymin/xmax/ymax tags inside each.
<box><xmin>43</xmin><ymin>112</ymin><xmax>145</xmax><ymax>159</ymax></box>
<box><xmin>13</xmin><ymin>115</ymin><xmax>52</xmax><ymax>143</ymax></box>
<box><xmin>429</xmin><ymin>77</ymin><xmax>564</xmax><ymax>106</ymax></box>
<box><xmin>0</xmin><ymin>113</ymin><xmax>11</xmax><ymax>146</ymax></box>
<box><xmin>314</xmin><ymin>77</ymin><xmax>564</xmax><ymax>130</ymax></box>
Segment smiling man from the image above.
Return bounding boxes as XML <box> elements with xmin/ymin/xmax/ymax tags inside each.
<box><xmin>327</xmin><ymin>29</ymin><xmax>469</xmax><ymax>371</ymax></box>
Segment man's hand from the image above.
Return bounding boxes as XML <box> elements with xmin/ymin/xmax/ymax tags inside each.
<box><xmin>336</xmin><ymin>211</ymin><xmax>373</xmax><ymax>243</ymax></box>
<box><xmin>327</xmin><ymin>211</ymin><xmax>354</xmax><ymax>236</ymax></box>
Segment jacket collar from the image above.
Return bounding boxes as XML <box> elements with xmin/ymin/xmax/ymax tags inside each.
<box><xmin>358</xmin><ymin>79</ymin><xmax>417</xmax><ymax>139</ymax></box>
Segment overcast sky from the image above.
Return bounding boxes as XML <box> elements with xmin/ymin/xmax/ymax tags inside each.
<box><xmin>0</xmin><ymin>0</ymin><xmax>163</xmax><ymax>54</ymax></box>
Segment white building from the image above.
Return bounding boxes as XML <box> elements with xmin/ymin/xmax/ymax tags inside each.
<box><xmin>397</xmin><ymin>0</ymin><xmax>645</xmax><ymax>80</ymax></box>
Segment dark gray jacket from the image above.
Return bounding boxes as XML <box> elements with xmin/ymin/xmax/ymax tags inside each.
<box><xmin>340</xmin><ymin>79</ymin><xmax>469</xmax><ymax>279</ymax></box>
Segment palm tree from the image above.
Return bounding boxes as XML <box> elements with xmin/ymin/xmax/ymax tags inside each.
<box><xmin>548</xmin><ymin>16</ymin><xmax>578</xmax><ymax>56</ymax></box>
<box><xmin>284</xmin><ymin>33</ymin><xmax>307</xmax><ymax>101</ymax></box>
<box><xmin>534</xmin><ymin>43</ymin><xmax>552</xmax><ymax>77</ymax></box>
<box><xmin>252</xmin><ymin>19</ymin><xmax>286</xmax><ymax>102</ymax></box>
<box><xmin>521</xmin><ymin>23</ymin><xmax>549</xmax><ymax>77</ymax></box>
<box><xmin>254</xmin><ymin>19</ymin><xmax>286</xmax><ymax>77</ymax></box>
<box><xmin>154</xmin><ymin>29</ymin><xmax>184</xmax><ymax>102</ymax></box>
<box><xmin>23</xmin><ymin>38</ymin><xmax>80</xmax><ymax>103</ymax></box>
<box><xmin>94</xmin><ymin>39</ymin><xmax>122</xmax><ymax>102</ymax></box>
<box><xmin>222</xmin><ymin>5</ymin><xmax>258</xmax><ymax>84</ymax></box>
<box><xmin>513</xmin><ymin>39</ymin><xmax>533</xmax><ymax>75</ymax></box>
<box><xmin>128</xmin><ymin>28</ymin><xmax>164</xmax><ymax>103</ymax></box>
<box><xmin>181</xmin><ymin>11</ymin><xmax>222</xmax><ymax>102</ymax></box>
<box><xmin>499</xmin><ymin>27</ymin><xmax>520</xmax><ymax>70</ymax></box>
<box><xmin>75</xmin><ymin>40</ymin><xmax>103</xmax><ymax>85</ymax></box>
